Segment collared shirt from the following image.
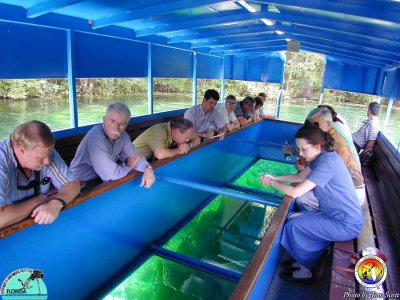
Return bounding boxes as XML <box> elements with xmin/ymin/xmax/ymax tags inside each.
<box><xmin>352</xmin><ymin>117</ymin><xmax>380</xmax><ymax>149</ymax></box>
<box><xmin>184</xmin><ymin>104</ymin><xmax>225</xmax><ymax>133</ymax></box>
<box><xmin>234</xmin><ymin>101</ymin><xmax>253</xmax><ymax>119</ymax></box>
<box><xmin>70</xmin><ymin>124</ymin><xmax>149</xmax><ymax>181</ymax></box>
<box><xmin>133</xmin><ymin>122</ymin><xmax>173</xmax><ymax>161</ymax></box>
<box><xmin>0</xmin><ymin>139</ymin><xmax>75</xmax><ymax>207</ymax></box>
<box><xmin>329</xmin><ymin>128</ymin><xmax>364</xmax><ymax>187</ymax></box>
<box><xmin>216</xmin><ymin>106</ymin><xmax>237</xmax><ymax>124</ymax></box>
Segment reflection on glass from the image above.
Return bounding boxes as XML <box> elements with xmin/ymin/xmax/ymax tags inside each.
<box><xmin>103</xmin><ymin>256</ymin><xmax>236</xmax><ymax>300</ymax></box>
<box><xmin>234</xmin><ymin>159</ymin><xmax>297</xmax><ymax>195</ymax></box>
<box><xmin>163</xmin><ymin>195</ymin><xmax>277</xmax><ymax>273</ymax></box>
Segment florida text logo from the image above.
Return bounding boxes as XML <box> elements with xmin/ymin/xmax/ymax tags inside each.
<box><xmin>355</xmin><ymin>254</ymin><xmax>387</xmax><ymax>288</ymax></box>
<box><xmin>0</xmin><ymin>268</ymin><xmax>48</xmax><ymax>300</ymax></box>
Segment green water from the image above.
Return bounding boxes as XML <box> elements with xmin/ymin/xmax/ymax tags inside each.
<box><xmin>104</xmin><ymin>159</ymin><xmax>287</xmax><ymax>300</ymax></box>
<box><xmin>103</xmin><ymin>256</ymin><xmax>236</xmax><ymax>300</ymax></box>
<box><xmin>234</xmin><ymin>159</ymin><xmax>298</xmax><ymax>195</ymax></box>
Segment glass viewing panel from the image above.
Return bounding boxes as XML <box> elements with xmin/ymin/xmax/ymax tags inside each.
<box><xmin>103</xmin><ymin>255</ymin><xmax>236</xmax><ymax>300</ymax></box>
<box><xmin>234</xmin><ymin>159</ymin><xmax>297</xmax><ymax>195</ymax></box>
<box><xmin>163</xmin><ymin>194</ymin><xmax>277</xmax><ymax>273</ymax></box>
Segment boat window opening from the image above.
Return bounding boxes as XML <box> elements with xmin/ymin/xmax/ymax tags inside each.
<box><xmin>381</xmin><ymin>100</ymin><xmax>400</xmax><ymax>149</ymax></box>
<box><xmin>196</xmin><ymin>79</ymin><xmax>221</xmax><ymax>103</ymax></box>
<box><xmin>76</xmin><ymin>78</ymin><xmax>148</xmax><ymax>127</ymax></box>
<box><xmin>0</xmin><ymin>79</ymin><xmax>71</xmax><ymax>140</ymax></box>
<box><xmin>153</xmin><ymin>78</ymin><xmax>193</xmax><ymax>113</ymax></box>
<box><xmin>224</xmin><ymin>80</ymin><xmax>280</xmax><ymax>116</ymax></box>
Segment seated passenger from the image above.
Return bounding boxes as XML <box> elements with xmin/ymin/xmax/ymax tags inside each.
<box><xmin>260</xmin><ymin>124</ymin><xmax>363</xmax><ymax>284</ymax></box>
<box><xmin>317</xmin><ymin>104</ymin><xmax>351</xmax><ymax>140</ymax></box>
<box><xmin>234</xmin><ymin>96</ymin><xmax>255</xmax><ymax>127</ymax></box>
<box><xmin>256</xmin><ymin>93</ymin><xmax>277</xmax><ymax>120</ymax></box>
<box><xmin>184</xmin><ymin>89</ymin><xmax>226</xmax><ymax>145</ymax></box>
<box><xmin>0</xmin><ymin>120</ymin><xmax>80</xmax><ymax>229</ymax></box>
<box><xmin>352</xmin><ymin>101</ymin><xmax>381</xmax><ymax>153</ymax></box>
<box><xmin>305</xmin><ymin>108</ymin><xmax>365</xmax><ymax>206</ymax></box>
<box><xmin>133</xmin><ymin>119</ymin><xmax>194</xmax><ymax>161</ymax></box>
<box><xmin>70</xmin><ymin>102</ymin><xmax>155</xmax><ymax>188</ymax></box>
<box><xmin>216</xmin><ymin>95</ymin><xmax>240</xmax><ymax>132</ymax></box>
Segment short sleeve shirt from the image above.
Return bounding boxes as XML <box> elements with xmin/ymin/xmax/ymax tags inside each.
<box><xmin>0</xmin><ymin>139</ymin><xmax>76</xmax><ymax>207</ymax></box>
<box><xmin>133</xmin><ymin>122</ymin><xmax>173</xmax><ymax>161</ymax></box>
<box><xmin>308</xmin><ymin>151</ymin><xmax>363</xmax><ymax>227</ymax></box>
<box><xmin>184</xmin><ymin>104</ymin><xmax>225</xmax><ymax>132</ymax></box>
<box><xmin>352</xmin><ymin>117</ymin><xmax>380</xmax><ymax>149</ymax></box>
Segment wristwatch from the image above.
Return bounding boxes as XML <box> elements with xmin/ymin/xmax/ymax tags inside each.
<box><xmin>52</xmin><ymin>197</ymin><xmax>67</xmax><ymax>211</ymax></box>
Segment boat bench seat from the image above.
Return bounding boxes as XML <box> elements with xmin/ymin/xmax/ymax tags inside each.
<box><xmin>329</xmin><ymin>135</ymin><xmax>400</xmax><ymax>299</ymax></box>
<box><xmin>55</xmin><ymin>114</ymin><xmax>184</xmax><ymax>166</ymax></box>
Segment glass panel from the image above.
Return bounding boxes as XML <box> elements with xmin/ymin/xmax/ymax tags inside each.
<box><xmin>154</xmin><ymin>78</ymin><xmax>193</xmax><ymax>112</ymax></box>
<box><xmin>381</xmin><ymin>100</ymin><xmax>400</xmax><ymax>150</ymax></box>
<box><xmin>103</xmin><ymin>256</ymin><xmax>236</xmax><ymax>300</ymax></box>
<box><xmin>77</xmin><ymin>78</ymin><xmax>148</xmax><ymax>126</ymax></box>
<box><xmin>163</xmin><ymin>194</ymin><xmax>277</xmax><ymax>273</ymax></box>
<box><xmin>0</xmin><ymin>79</ymin><xmax>70</xmax><ymax>140</ymax></box>
<box><xmin>234</xmin><ymin>159</ymin><xmax>297</xmax><ymax>195</ymax></box>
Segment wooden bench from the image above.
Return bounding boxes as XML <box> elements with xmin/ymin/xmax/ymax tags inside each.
<box><xmin>329</xmin><ymin>134</ymin><xmax>400</xmax><ymax>299</ymax></box>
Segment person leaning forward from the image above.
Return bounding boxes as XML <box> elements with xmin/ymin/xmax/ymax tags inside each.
<box><xmin>0</xmin><ymin>120</ymin><xmax>81</xmax><ymax>229</ymax></box>
<box><xmin>70</xmin><ymin>102</ymin><xmax>155</xmax><ymax>188</ymax></box>
<box><xmin>133</xmin><ymin>119</ymin><xmax>194</xmax><ymax>161</ymax></box>
<box><xmin>184</xmin><ymin>89</ymin><xmax>226</xmax><ymax>146</ymax></box>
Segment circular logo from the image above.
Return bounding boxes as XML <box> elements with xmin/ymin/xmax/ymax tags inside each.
<box><xmin>0</xmin><ymin>269</ymin><xmax>48</xmax><ymax>300</ymax></box>
<box><xmin>355</xmin><ymin>254</ymin><xmax>387</xmax><ymax>288</ymax></box>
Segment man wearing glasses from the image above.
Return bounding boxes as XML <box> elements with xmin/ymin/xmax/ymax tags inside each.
<box><xmin>70</xmin><ymin>102</ymin><xmax>155</xmax><ymax>188</ymax></box>
<box><xmin>216</xmin><ymin>95</ymin><xmax>240</xmax><ymax>132</ymax></box>
<box><xmin>0</xmin><ymin>121</ymin><xmax>81</xmax><ymax>229</ymax></box>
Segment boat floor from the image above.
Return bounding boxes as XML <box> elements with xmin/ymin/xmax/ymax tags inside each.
<box><xmin>266</xmin><ymin>250</ymin><xmax>333</xmax><ymax>300</ymax></box>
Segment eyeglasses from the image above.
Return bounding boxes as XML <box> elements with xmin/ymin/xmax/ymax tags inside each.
<box><xmin>107</xmin><ymin>117</ymin><xmax>128</xmax><ymax>129</ymax></box>
<box><xmin>226</xmin><ymin>101</ymin><xmax>236</xmax><ymax>105</ymax></box>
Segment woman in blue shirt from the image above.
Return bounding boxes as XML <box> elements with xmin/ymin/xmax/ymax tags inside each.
<box><xmin>261</xmin><ymin>124</ymin><xmax>363</xmax><ymax>284</ymax></box>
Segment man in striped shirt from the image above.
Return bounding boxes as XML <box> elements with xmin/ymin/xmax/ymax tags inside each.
<box><xmin>352</xmin><ymin>102</ymin><xmax>381</xmax><ymax>153</ymax></box>
<box><xmin>0</xmin><ymin>121</ymin><xmax>80</xmax><ymax>229</ymax></box>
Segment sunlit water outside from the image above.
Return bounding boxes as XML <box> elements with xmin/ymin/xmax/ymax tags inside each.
<box><xmin>0</xmin><ymin>96</ymin><xmax>399</xmax><ymax>150</ymax></box>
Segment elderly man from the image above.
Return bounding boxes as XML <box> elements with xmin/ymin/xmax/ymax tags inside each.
<box><xmin>0</xmin><ymin>120</ymin><xmax>81</xmax><ymax>229</ymax></box>
<box><xmin>234</xmin><ymin>96</ymin><xmax>256</xmax><ymax>127</ymax></box>
<box><xmin>304</xmin><ymin>107</ymin><xmax>365</xmax><ymax>207</ymax></box>
<box><xmin>70</xmin><ymin>102</ymin><xmax>155</xmax><ymax>188</ymax></box>
<box><xmin>133</xmin><ymin>119</ymin><xmax>194</xmax><ymax>161</ymax></box>
<box><xmin>352</xmin><ymin>101</ymin><xmax>381</xmax><ymax>153</ymax></box>
<box><xmin>184</xmin><ymin>89</ymin><xmax>226</xmax><ymax>145</ymax></box>
<box><xmin>216</xmin><ymin>95</ymin><xmax>240</xmax><ymax>132</ymax></box>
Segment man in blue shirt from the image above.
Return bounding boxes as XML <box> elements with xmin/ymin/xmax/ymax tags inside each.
<box><xmin>0</xmin><ymin>121</ymin><xmax>81</xmax><ymax>229</ymax></box>
<box><xmin>70</xmin><ymin>102</ymin><xmax>155</xmax><ymax>187</ymax></box>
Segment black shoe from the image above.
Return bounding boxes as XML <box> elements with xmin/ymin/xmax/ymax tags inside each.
<box><xmin>279</xmin><ymin>271</ymin><xmax>314</xmax><ymax>285</ymax></box>
<box><xmin>280</xmin><ymin>260</ymin><xmax>300</xmax><ymax>271</ymax></box>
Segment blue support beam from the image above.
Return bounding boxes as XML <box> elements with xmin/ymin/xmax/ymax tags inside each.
<box><xmin>27</xmin><ymin>0</ymin><xmax>83</xmax><ymax>18</ymax></box>
<box><xmin>191</xmin><ymin>34</ymin><xmax>282</xmax><ymax>49</ymax></box>
<box><xmin>135</xmin><ymin>11</ymin><xmax>266</xmax><ymax>37</ymax></box>
<box><xmin>148</xmin><ymin>44</ymin><xmax>154</xmax><ymax>115</ymax></box>
<box><xmin>260</xmin><ymin>0</ymin><xmax>400</xmax><ymax>24</ymax></box>
<box><xmin>66</xmin><ymin>30</ymin><xmax>78</xmax><ymax>128</ymax></box>
<box><xmin>209</xmin><ymin>41</ymin><xmax>287</xmax><ymax>53</ymax></box>
<box><xmin>151</xmin><ymin>245</ymin><xmax>242</xmax><ymax>283</ymax></box>
<box><xmin>254</xmin><ymin>9</ymin><xmax>400</xmax><ymax>44</ymax></box>
<box><xmin>221</xmin><ymin>45</ymin><xmax>287</xmax><ymax>55</ymax></box>
<box><xmin>193</xmin><ymin>52</ymin><xmax>197</xmax><ymax>105</ymax></box>
<box><xmin>92</xmin><ymin>0</ymin><xmax>226</xmax><ymax>29</ymax></box>
<box><xmin>156</xmin><ymin>174</ymin><xmax>281</xmax><ymax>207</ymax></box>
<box><xmin>301</xmin><ymin>46</ymin><xmax>386</xmax><ymax>68</ymax></box>
<box><xmin>275</xmin><ymin>24</ymin><xmax>400</xmax><ymax>56</ymax></box>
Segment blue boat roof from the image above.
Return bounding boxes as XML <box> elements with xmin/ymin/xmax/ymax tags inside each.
<box><xmin>0</xmin><ymin>0</ymin><xmax>399</xmax><ymax>68</ymax></box>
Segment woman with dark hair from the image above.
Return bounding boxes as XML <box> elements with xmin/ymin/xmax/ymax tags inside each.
<box><xmin>260</xmin><ymin>124</ymin><xmax>363</xmax><ymax>284</ymax></box>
